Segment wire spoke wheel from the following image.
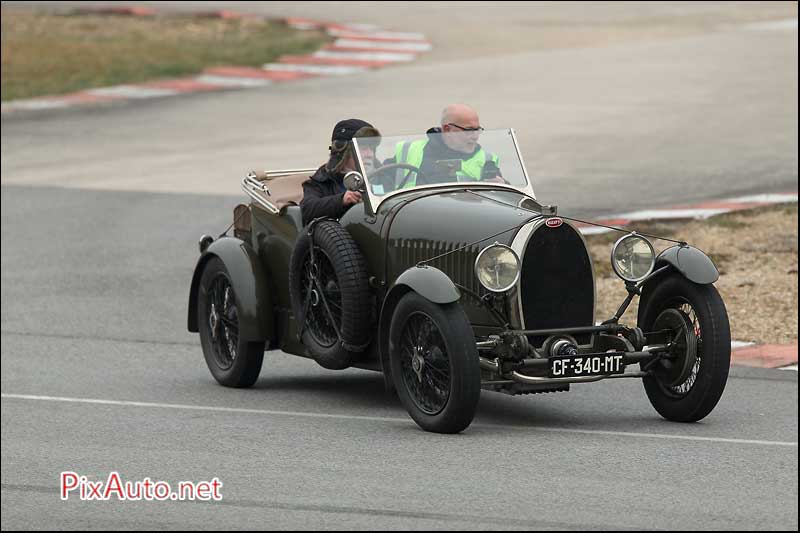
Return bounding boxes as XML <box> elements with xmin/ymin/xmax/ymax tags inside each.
<box><xmin>289</xmin><ymin>220</ymin><xmax>371</xmax><ymax>370</ymax></box>
<box><xmin>672</xmin><ymin>301</ymin><xmax>701</xmax><ymax>396</ymax></box>
<box><xmin>399</xmin><ymin>312</ymin><xmax>452</xmax><ymax>416</ymax></box>
<box><xmin>652</xmin><ymin>301</ymin><xmax>699</xmax><ymax>397</ymax></box>
<box><xmin>639</xmin><ymin>273</ymin><xmax>730</xmax><ymax>422</ymax></box>
<box><xmin>389</xmin><ymin>293</ymin><xmax>480</xmax><ymax>433</ymax></box>
<box><xmin>300</xmin><ymin>247</ymin><xmax>342</xmax><ymax>348</ymax></box>
<box><xmin>207</xmin><ymin>273</ymin><xmax>239</xmax><ymax>370</ymax></box>
<box><xmin>197</xmin><ymin>256</ymin><xmax>265</xmax><ymax>388</ymax></box>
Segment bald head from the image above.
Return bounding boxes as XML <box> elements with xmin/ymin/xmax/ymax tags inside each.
<box><xmin>440</xmin><ymin>104</ymin><xmax>481</xmax><ymax>153</ymax></box>
<box><xmin>441</xmin><ymin>104</ymin><xmax>480</xmax><ymax>129</ymax></box>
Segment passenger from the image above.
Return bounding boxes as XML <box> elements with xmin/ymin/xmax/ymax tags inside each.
<box><xmin>300</xmin><ymin>119</ymin><xmax>380</xmax><ymax>226</ymax></box>
<box><xmin>392</xmin><ymin>104</ymin><xmax>502</xmax><ymax>187</ymax></box>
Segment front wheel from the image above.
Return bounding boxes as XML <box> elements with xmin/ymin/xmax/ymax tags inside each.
<box><xmin>638</xmin><ymin>273</ymin><xmax>730</xmax><ymax>422</ymax></box>
<box><xmin>198</xmin><ymin>257</ymin><xmax>265</xmax><ymax>387</ymax></box>
<box><xmin>388</xmin><ymin>292</ymin><xmax>481</xmax><ymax>433</ymax></box>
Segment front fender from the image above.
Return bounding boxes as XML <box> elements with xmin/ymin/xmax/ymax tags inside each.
<box><xmin>377</xmin><ymin>266</ymin><xmax>460</xmax><ymax>389</ymax></box>
<box><xmin>392</xmin><ymin>265</ymin><xmax>461</xmax><ymax>304</ymax></box>
<box><xmin>187</xmin><ymin>237</ymin><xmax>274</xmax><ymax>341</ymax></box>
<box><xmin>655</xmin><ymin>245</ymin><xmax>719</xmax><ymax>284</ymax></box>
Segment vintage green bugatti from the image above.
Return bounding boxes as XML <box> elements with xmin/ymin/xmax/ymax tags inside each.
<box><xmin>188</xmin><ymin>128</ymin><xmax>730</xmax><ymax>433</ymax></box>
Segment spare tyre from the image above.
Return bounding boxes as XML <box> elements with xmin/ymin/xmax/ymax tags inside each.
<box><xmin>289</xmin><ymin>219</ymin><xmax>372</xmax><ymax>369</ymax></box>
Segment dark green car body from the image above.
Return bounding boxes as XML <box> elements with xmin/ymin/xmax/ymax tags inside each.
<box><xmin>189</xmin><ymin>184</ymin><xmax>594</xmax><ymax>373</ymax></box>
<box><xmin>189</xmin><ymin>129</ymin><xmax>730</xmax><ymax>433</ymax></box>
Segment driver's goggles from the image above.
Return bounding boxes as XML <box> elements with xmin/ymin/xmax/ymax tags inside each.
<box><xmin>331</xmin><ymin>139</ymin><xmax>379</xmax><ymax>153</ymax></box>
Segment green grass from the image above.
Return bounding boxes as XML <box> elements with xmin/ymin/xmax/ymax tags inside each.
<box><xmin>1</xmin><ymin>8</ymin><xmax>330</xmax><ymax>101</ymax></box>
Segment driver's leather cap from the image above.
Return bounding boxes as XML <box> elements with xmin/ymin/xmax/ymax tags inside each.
<box><xmin>331</xmin><ymin>119</ymin><xmax>374</xmax><ymax>142</ymax></box>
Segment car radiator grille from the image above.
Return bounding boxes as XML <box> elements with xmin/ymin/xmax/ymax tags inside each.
<box><xmin>392</xmin><ymin>239</ymin><xmax>484</xmax><ymax>296</ymax></box>
<box><xmin>520</xmin><ymin>223</ymin><xmax>594</xmax><ymax>345</ymax></box>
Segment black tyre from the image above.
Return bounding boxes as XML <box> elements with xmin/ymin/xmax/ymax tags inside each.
<box><xmin>198</xmin><ymin>257</ymin><xmax>265</xmax><ymax>387</ymax></box>
<box><xmin>638</xmin><ymin>273</ymin><xmax>731</xmax><ymax>422</ymax></box>
<box><xmin>289</xmin><ymin>220</ymin><xmax>371</xmax><ymax>370</ymax></box>
<box><xmin>388</xmin><ymin>292</ymin><xmax>481</xmax><ymax>433</ymax></box>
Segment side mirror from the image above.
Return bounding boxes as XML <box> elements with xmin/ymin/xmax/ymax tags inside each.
<box><xmin>343</xmin><ymin>171</ymin><xmax>365</xmax><ymax>192</ymax></box>
<box><xmin>198</xmin><ymin>234</ymin><xmax>214</xmax><ymax>254</ymax></box>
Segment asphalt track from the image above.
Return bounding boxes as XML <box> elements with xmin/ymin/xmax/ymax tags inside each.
<box><xmin>1</xmin><ymin>2</ymin><xmax>797</xmax><ymax>218</ymax></box>
<box><xmin>1</xmin><ymin>2</ymin><xmax>798</xmax><ymax>530</ymax></box>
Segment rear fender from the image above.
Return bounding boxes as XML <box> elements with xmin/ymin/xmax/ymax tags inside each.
<box><xmin>187</xmin><ymin>237</ymin><xmax>274</xmax><ymax>342</ymax></box>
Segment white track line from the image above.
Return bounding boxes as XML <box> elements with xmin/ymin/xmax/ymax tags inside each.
<box><xmin>87</xmin><ymin>86</ymin><xmax>179</xmax><ymax>98</ymax></box>
<box><xmin>579</xmin><ymin>226</ymin><xmax>615</xmax><ymax>235</ymax></box>
<box><xmin>725</xmin><ymin>193</ymin><xmax>798</xmax><ymax>204</ymax></box>
<box><xmin>327</xmin><ymin>30</ymin><xmax>427</xmax><ymax>40</ymax></box>
<box><xmin>731</xmin><ymin>341</ymin><xmax>757</xmax><ymax>349</ymax></box>
<box><xmin>313</xmin><ymin>50</ymin><xmax>417</xmax><ymax>62</ymax></box>
<box><xmin>335</xmin><ymin>23</ymin><xmax>381</xmax><ymax>33</ymax></box>
<box><xmin>2</xmin><ymin>393</ymin><xmax>796</xmax><ymax>447</ymax></box>
<box><xmin>262</xmin><ymin>63</ymin><xmax>367</xmax><ymax>75</ymax></box>
<box><xmin>1</xmin><ymin>100</ymin><xmax>71</xmax><ymax>111</ymax></box>
<box><xmin>193</xmin><ymin>75</ymin><xmax>271</xmax><ymax>88</ymax></box>
<box><xmin>333</xmin><ymin>38</ymin><xmax>432</xmax><ymax>52</ymax></box>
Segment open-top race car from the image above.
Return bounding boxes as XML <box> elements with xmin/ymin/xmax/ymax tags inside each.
<box><xmin>188</xmin><ymin>128</ymin><xmax>730</xmax><ymax>433</ymax></box>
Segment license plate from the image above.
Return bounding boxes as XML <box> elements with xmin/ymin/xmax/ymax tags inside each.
<box><xmin>548</xmin><ymin>353</ymin><xmax>626</xmax><ymax>378</ymax></box>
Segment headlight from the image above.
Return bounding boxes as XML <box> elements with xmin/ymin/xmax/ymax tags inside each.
<box><xmin>475</xmin><ymin>243</ymin><xmax>520</xmax><ymax>293</ymax></box>
<box><xmin>611</xmin><ymin>233</ymin><xmax>655</xmax><ymax>282</ymax></box>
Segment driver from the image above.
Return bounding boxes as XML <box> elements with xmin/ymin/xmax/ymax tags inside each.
<box><xmin>300</xmin><ymin>119</ymin><xmax>380</xmax><ymax>226</ymax></box>
<box><xmin>391</xmin><ymin>104</ymin><xmax>501</xmax><ymax>187</ymax></box>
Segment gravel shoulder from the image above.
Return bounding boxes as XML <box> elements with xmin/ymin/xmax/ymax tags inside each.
<box><xmin>588</xmin><ymin>204</ymin><xmax>798</xmax><ymax>344</ymax></box>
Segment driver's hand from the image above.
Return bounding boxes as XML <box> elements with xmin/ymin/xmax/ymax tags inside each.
<box><xmin>342</xmin><ymin>191</ymin><xmax>362</xmax><ymax>206</ymax></box>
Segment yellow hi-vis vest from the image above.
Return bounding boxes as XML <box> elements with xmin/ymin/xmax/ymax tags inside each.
<box><xmin>394</xmin><ymin>139</ymin><xmax>499</xmax><ymax>188</ymax></box>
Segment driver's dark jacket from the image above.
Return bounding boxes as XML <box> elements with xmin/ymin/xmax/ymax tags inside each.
<box><xmin>300</xmin><ymin>165</ymin><xmax>349</xmax><ymax>226</ymax></box>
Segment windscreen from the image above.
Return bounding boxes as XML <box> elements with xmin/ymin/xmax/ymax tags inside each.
<box><xmin>352</xmin><ymin>128</ymin><xmax>531</xmax><ymax>202</ymax></box>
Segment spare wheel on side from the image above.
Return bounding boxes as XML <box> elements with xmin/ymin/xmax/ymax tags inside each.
<box><xmin>289</xmin><ymin>219</ymin><xmax>372</xmax><ymax>369</ymax></box>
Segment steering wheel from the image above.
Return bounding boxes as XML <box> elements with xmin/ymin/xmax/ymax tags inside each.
<box><xmin>367</xmin><ymin>163</ymin><xmax>428</xmax><ymax>191</ymax></box>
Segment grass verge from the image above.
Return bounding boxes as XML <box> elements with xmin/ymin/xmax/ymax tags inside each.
<box><xmin>1</xmin><ymin>8</ymin><xmax>330</xmax><ymax>101</ymax></box>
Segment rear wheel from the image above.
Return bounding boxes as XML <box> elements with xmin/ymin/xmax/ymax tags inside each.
<box><xmin>389</xmin><ymin>292</ymin><xmax>480</xmax><ymax>433</ymax></box>
<box><xmin>198</xmin><ymin>257</ymin><xmax>265</xmax><ymax>387</ymax></box>
<box><xmin>638</xmin><ymin>273</ymin><xmax>730</xmax><ymax>422</ymax></box>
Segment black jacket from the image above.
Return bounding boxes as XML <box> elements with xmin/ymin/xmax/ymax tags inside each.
<box><xmin>300</xmin><ymin>165</ymin><xmax>349</xmax><ymax>226</ymax></box>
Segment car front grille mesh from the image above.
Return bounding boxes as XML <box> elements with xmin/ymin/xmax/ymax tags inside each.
<box><xmin>519</xmin><ymin>223</ymin><xmax>595</xmax><ymax>345</ymax></box>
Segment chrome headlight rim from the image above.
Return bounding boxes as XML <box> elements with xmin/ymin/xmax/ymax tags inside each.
<box><xmin>474</xmin><ymin>242</ymin><xmax>521</xmax><ymax>293</ymax></box>
<box><xmin>610</xmin><ymin>232</ymin><xmax>656</xmax><ymax>283</ymax></box>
